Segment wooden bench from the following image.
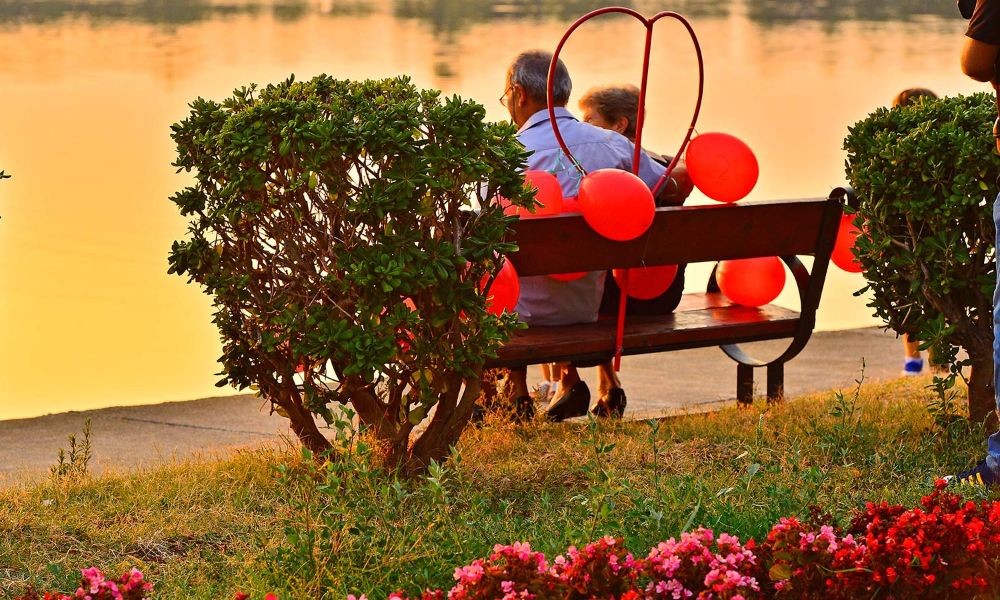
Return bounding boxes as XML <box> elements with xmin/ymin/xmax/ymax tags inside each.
<box><xmin>483</xmin><ymin>188</ymin><xmax>849</xmax><ymax>404</ymax></box>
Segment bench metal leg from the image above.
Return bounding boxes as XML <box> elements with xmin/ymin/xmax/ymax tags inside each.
<box><xmin>767</xmin><ymin>363</ymin><xmax>784</xmax><ymax>403</ymax></box>
<box><xmin>737</xmin><ymin>364</ymin><xmax>754</xmax><ymax>405</ymax></box>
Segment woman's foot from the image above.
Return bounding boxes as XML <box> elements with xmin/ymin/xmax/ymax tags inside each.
<box><xmin>591</xmin><ymin>388</ymin><xmax>627</xmax><ymax>418</ymax></box>
<box><xmin>545</xmin><ymin>381</ymin><xmax>590</xmax><ymax>422</ymax></box>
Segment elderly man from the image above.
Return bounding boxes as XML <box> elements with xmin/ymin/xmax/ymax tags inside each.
<box><xmin>499</xmin><ymin>49</ymin><xmax>667</xmax><ymax>422</ymax></box>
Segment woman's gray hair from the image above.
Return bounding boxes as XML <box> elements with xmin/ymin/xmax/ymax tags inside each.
<box><xmin>508</xmin><ymin>50</ymin><xmax>572</xmax><ymax>106</ymax></box>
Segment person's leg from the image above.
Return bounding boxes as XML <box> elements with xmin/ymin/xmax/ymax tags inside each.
<box><xmin>539</xmin><ymin>363</ymin><xmax>554</xmax><ymax>400</ymax></box>
<box><xmin>987</xmin><ymin>193</ymin><xmax>1000</xmax><ymax>476</ymax></box>
<box><xmin>541</xmin><ymin>363</ymin><xmax>552</xmax><ymax>382</ymax></box>
<box><xmin>509</xmin><ymin>367</ymin><xmax>529</xmax><ymax>399</ymax></box>
<box><xmin>902</xmin><ymin>334</ymin><xmax>924</xmax><ymax>375</ymax></box>
<box><xmin>596</xmin><ymin>361</ymin><xmax>621</xmax><ymax>396</ymax></box>
<box><xmin>593</xmin><ymin>361</ymin><xmax>627</xmax><ymax>417</ymax></box>
<box><xmin>557</xmin><ymin>363</ymin><xmax>580</xmax><ymax>390</ymax></box>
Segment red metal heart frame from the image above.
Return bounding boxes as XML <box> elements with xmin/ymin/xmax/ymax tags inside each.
<box><xmin>545</xmin><ymin>7</ymin><xmax>705</xmax><ymax>198</ymax></box>
<box><xmin>545</xmin><ymin>7</ymin><xmax>706</xmax><ymax>371</ymax></box>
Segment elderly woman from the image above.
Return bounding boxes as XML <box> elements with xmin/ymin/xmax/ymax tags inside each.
<box><xmin>578</xmin><ymin>84</ymin><xmax>693</xmax><ymax>204</ymax></box>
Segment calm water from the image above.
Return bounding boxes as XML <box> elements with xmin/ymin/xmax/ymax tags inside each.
<box><xmin>0</xmin><ymin>0</ymin><xmax>987</xmax><ymax>420</ymax></box>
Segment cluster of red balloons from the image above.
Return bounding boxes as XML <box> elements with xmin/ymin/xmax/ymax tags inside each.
<box><xmin>716</xmin><ymin>257</ymin><xmax>785</xmax><ymax>307</ymax></box>
<box><xmin>685</xmin><ymin>132</ymin><xmax>759</xmax><ymax>203</ymax></box>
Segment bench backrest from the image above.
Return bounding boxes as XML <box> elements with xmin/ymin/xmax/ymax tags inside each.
<box><xmin>507</xmin><ymin>196</ymin><xmax>844</xmax><ymax>276</ymax></box>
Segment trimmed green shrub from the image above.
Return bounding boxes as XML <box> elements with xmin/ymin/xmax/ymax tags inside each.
<box><xmin>168</xmin><ymin>74</ymin><xmax>532</xmax><ymax>472</ymax></box>
<box><xmin>844</xmin><ymin>92</ymin><xmax>1000</xmax><ymax>422</ymax></box>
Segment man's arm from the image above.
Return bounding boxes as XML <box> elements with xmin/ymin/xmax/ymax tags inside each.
<box><xmin>961</xmin><ymin>36</ymin><xmax>1000</xmax><ymax>83</ymax></box>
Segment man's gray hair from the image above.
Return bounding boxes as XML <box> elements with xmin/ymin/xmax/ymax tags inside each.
<box><xmin>508</xmin><ymin>50</ymin><xmax>572</xmax><ymax>106</ymax></box>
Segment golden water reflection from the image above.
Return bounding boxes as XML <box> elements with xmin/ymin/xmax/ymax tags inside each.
<box><xmin>0</xmin><ymin>0</ymin><xmax>986</xmax><ymax>419</ymax></box>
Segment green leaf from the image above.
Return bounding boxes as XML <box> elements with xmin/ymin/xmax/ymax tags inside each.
<box><xmin>769</xmin><ymin>563</ymin><xmax>793</xmax><ymax>581</ymax></box>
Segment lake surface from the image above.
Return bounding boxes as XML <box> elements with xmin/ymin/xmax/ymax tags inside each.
<box><xmin>0</xmin><ymin>0</ymin><xmax>988</xmax><ymax>420</ymax></box>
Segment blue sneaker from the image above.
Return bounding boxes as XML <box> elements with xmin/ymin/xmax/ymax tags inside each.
<box><xmin>945</xmin><ymin>460</ymin><xmax>999</xmax><ymax>488</ymax></box>
<box><xmin>902</xmin><ymin>357</ymin><xmax>924</xmax><ymax>376</ymax></box>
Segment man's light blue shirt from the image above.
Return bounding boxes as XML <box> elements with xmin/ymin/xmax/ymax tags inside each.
<box><xmin>517</xmin><ymin>107</ymin><xmax>665</xmax><ymax>197</ymax></box>
<box><xmin>514</xmin><ymin>108</ymin><xmax>666</xmax><ymax>326</ymax></box>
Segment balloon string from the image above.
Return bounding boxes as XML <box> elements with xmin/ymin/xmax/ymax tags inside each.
<box><xmin>614</xmin><ymin>270</ymin><xmax>628</xmax><ymax>372</ymax></box>
<box><xmin>632</xmin><ymin>24</ymin><xmax>655</xmax><ymax>176</ymax></box>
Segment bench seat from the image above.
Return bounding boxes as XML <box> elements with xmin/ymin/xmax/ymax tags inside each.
<box><xmin>486</xmin><ymin>293</ymin><xmax>800</xmax><ymax>369</ymax></box>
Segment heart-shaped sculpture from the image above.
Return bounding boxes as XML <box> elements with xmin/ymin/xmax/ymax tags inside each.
<box><xmin>543</xmin><ymin>8</ymin><xmax>706</xmax><ymax>371</ymax></box>
<box><xmin>545</xmin><ymin>7</ymin><xmax>705</xmax><ymax>197</ymax></box>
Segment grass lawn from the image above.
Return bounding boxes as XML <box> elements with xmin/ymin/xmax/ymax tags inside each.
<box><xmin>2</xmin><ymin>376</ymin><xmax>997</xmax><ymax>598</ymax></box>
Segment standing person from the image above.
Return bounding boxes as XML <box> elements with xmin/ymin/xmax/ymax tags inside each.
<box><xmin>498</xmin><ymin>50</ymin><xmax>669</xmax><ymax>422</ymax></box>
<box><xmin>890</xmin><ymin>88</ymin><xmax>945</xmax><ymax>376</ymax></box>
<box><xmin>577</xmin><ymin>84</ymin><xmax>694</xmax><ymax>416</ymax></box>
<box><xmin>950</xmin><ymin>0</ymin><xmax>1000</xmax><ymax>486</ymax></box>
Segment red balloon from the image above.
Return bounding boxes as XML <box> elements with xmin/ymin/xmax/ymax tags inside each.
<box><xmin>685</xmin><ymin>133</ymin><xmax>759</xmax><ymax>203</ymax></box>
<box><xmin>481</xmin><ymin>259</ymin><xmax>520</xmax><ymax>315</ymax></box>
<box><xmin>613</xmin><ymin>265</ymin><xmax>678</xmax><ymax>300</ymax></box>
<box><xmin>578</xmin><ymin>169</ymin><xmax>656</xmax><ymax>241</ymax></box>
<box><xmin>523</xmin><ymin>170</ymin><xmax>563</xmax><ymax>217</ymax></box>
<box><xmin>832</xmin><ymin>213</ymin><xmax>863</xmax><ymax>273</ymax></box>
<box><xmin>716</xmin><ymin>257</ymin><xmax>785</xmax><ymax>307</ymax></box>
<box><xmin>561</xmin><ymin>196</ymin><xmax>581</xmax><ymax>214</ymax></box>
<box><xmin>499</xmin><ymin>171</ymin><xmax>563</xmax><ymax>218</ymax></box>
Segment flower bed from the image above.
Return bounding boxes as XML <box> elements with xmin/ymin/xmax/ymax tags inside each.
<box><xmin>19</xmin><ymin>484</ymin><xmax>1000</xmax><ymax>599</ymax></box>
<box><xmin>16</xmin><ymin>567</ymin><xmax>151</xmax><ymax>600</ymax></box>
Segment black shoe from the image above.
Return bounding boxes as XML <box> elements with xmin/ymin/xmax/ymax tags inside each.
<box><xmin>591</xmin><ymin>388</ymin><xmax>627</xmax><ymax>418</ymax></box>
<box><xmin>545</xmin><ymin>382</ymin><xmax>591</xmax><ymax>422</ymax></box>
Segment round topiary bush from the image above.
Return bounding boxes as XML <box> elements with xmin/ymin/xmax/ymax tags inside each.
<box><xmin>168</xmin><ymin>74</ymin><xmax>533</xmax><ymax>473</ymax></box>
<box><xmin>844</xmin><ymin>92</ymin><xmax>1000</xmax><ymax>423</ymax></box>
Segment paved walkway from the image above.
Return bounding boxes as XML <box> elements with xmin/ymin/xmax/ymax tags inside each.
<box><xmin>0</xmin><ymin>327</ymin><xmax>914</xmax><ymax>484</ymax></box>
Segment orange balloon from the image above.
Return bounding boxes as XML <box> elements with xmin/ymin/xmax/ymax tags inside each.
<box><xmin>716</xmin><ymin>257</ymin><xmax>785</xmax><ymax>307</ymax></box>
<box><xmin>481</xmin><ymin>259</ymin><xmax>520</xmax><ymax>315</ymax></box>
<box><xmin>613</xmin><ymin>265</ymin><xmax>678</xmax><ymax>300</ymax></box>
<box><xmin>832</xmin><ymin>214</ymin><xmax>863</xmax><ymax>273</ymax></box>
<box><xmin>685</xmin><ymin>133</ymin><xmax>759</xmax><ymax>203</ymax></box>
<box><xmin>579</xmin><ymin>169</ymin><xmax>655</xmax><ymax>241</ymax></box>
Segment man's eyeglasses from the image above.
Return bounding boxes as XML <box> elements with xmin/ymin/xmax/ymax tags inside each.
<box><xmin>499</xmin><ymin>86</ymin><xmax>513</xmax><ymax>108</ymax></box>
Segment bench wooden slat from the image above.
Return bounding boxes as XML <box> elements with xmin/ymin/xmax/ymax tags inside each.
<box><xmin>507</xmin><ymin>198</ymin><xmax>836</xmax><ymax>276</ymax></box>
<box><xmin>485</xmin><ymin>292</ymin><xmax>800</xmax><ymax>368</ymax></box>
